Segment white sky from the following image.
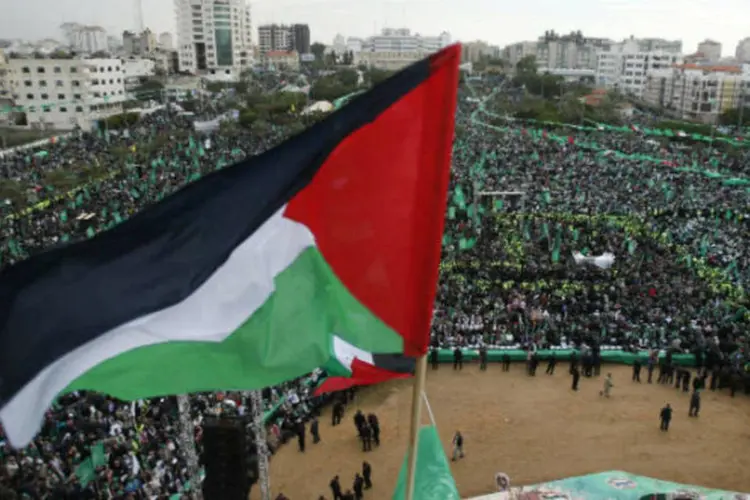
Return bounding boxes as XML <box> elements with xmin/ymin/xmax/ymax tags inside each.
<box><xmin>0</xmin><ymin>0</ymin><xmax>747</xmax><ymax>55</ymax></box>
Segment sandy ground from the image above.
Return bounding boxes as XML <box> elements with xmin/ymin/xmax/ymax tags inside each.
<box><xmin>251</xmin><ymin>362</ymin><xmax>750</xmax><ymax>499</ymax></box>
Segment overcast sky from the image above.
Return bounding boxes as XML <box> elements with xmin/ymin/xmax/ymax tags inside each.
<box><xmin>0</xmin><ymin>0</ymin><xmax>748</xmax><ymax>54</ymax></box>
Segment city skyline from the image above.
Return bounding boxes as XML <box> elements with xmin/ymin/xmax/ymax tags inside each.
<box><xmin>0</xmin><ymin>0</ymin><xmax>747</xmax><ymax>54</ymax></box>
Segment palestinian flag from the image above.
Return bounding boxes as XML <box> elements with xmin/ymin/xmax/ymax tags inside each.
<box><xmin>0</xmin><ymin>45</ymin><xmax>460</xmax><ymax>447</ymax></box>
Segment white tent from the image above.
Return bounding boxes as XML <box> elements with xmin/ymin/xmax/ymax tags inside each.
<box><xmin>301</xmin><ymin>100</ymin><xmax>334</xmax><ymax>115</ymax></box>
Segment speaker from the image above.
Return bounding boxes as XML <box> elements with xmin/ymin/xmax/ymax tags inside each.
<box><xmin>201</xmin><ymin>416</ymin><xmax>249</xmax><ymax>500</ymax></box>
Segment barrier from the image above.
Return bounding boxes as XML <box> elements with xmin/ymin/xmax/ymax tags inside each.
<box><xmin>435</xmin><ymin>349</ymin><xmax>696</xmax><ymax>367</ymax></box>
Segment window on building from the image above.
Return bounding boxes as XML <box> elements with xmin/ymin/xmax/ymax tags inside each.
<box><xmin>39</xmin><ymin>80</ymin><xmax>47</xmax><ymax>87</ymax></box>
<box><xmin>60</xmin><ymin>106</ymin><xmax>67</xmax><ymax>112</ymax></box>
<box><xmin>28</xmin><ymin>105</ymin><xmax>36</xmax><ymax>112</ymax></box>
<box><xmin>21</xmin><ymin>66</ymin><xmax>30</xmax><ymax>73</ymax></box>
<box><xmin>109</xmin><ymin>79</ymin><xmax>113</xmax><ymax>84</ymax></box>
<box><xmin>41</xmin><ymin>93</ymin><xmax>48</xmax><ymax>99</ymax></box>
<box><xmin>70</xmin><ymin>67</ymin><xmax>77</xmax><ymax>73</ymax></box>
<box><xmin>58</xmin><ymin>93</ymin><xmax>65</xmax><ymax>100</ymax></box>
<box><xmin>37</xmin><ymin>67</ymin><xmax>45</xmax><ymax>73</ymax></box>
<box><xmin>99</xmin><ymin>67</ymin><xmax>105</xmax><ymax>73</ymax></box>
<box><xmin>108</xmin><ymin>66</ymin><xmax>112</xmax><ymax>71</ymax></box>
<box><xmin>93</xmin><ymin>92</ymin><xmax>101</xmax><ymax>97</ymax></box>
<box><xmin>26</xmin><ymin>93</ymin><xmax>34</xmax><ymax>99</ymax></box>
<box><xmin>116</xmin><ymin>78</ymin><xmax>121</xmax><ymax>83</ymax></box>
<box><xmin>24</xmin><ymin>80</ymin><xmax>32</xmax><ymax>87</ymax></box>
<box><xmin>56</xmin><ymin>80</ymin><xmax>64</xmax><ymax>87</ymax></box>
<box><xmin>91</xmin><ymin>79</ymin><xmax>99</xmax><ymax>85</ymax></box>
<box><xmin>73</xmin><ymin>93</ymin><xmax>82</xmax><ymax>100</ymax></box>
<box><xmin>75</xmin><ymin>106</ymin><xmax>83</xmax><ymax>112</ymax></box>
<box><xmin>43</xmin><ymin>105</ymin><xmax>51</xmax><ymax>112</ymax></box>
<box><xmin>90</xmin><ymin>106</ymin><xmax>96</xmax><ymax>111</ymax></box>
<box><xmin>53</xmin><ymin>66</ymin><xmax>62</xmax><ymax>73</ymax></box>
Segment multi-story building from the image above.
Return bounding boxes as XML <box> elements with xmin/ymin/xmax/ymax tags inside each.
<box><xmin>60</xmin><ymin>23</ymin><xmax>83</xmax><ymax>48</ymax></box>
<box><xmin>736</xmin><ymin>38</ymin><xmax>750</xmax><ymax>63</ymax></box>
<box><xmin>175</xmin><ymin>0</ymin><xmax>253</xmax><ymax>79</ymax></box>
<box><xmin>636</xmin><ymin>38</ymin><xmax>682</xmax><ymax>53</ymax></box>
<box><xmin>262</xmin><ymin>51</ymin><xmax>300</xmax><ymax>71</ymax></box>
<box><xmin>122</xmin><ymin>29</ymin><xmax>158</xmax><ymax>56</ymax></box>
<box><xmin>3</xmin><ymin>56</ymin><xmax>127</xmax><ymax>129</ymax></box>
<box><xmin>351</xmin><ymin>28</ymin><xmax>451</xmax><ymax>71</ymax></box>
<box><xmin>503</xmin><ymin>32</ymin><xmax>614</xmax><ymax>72</ymax></box>
<box><xmin>596</xmin><ymin>37</ymin><xmax>682</xmax><ymax>97</ymax></box>
<box><xmin>159</xmin><ymin>33</ymin><xmax>174</xmax><ymax>50</ymax></box>
<box><xmin>643</xmin><ymin>64</ymin><xmax>750</xmax><ymax>123</ymax></box>
<box><xmin>257</xmin><ymin>24</ymin><xmax>310</xmax><ymax>55</ymax></box>
<box><xmin>462</xmin><ymin>41</ymin><xmax>496</xmax><ymax>63</ymax></box>
<box><xmin>697</xmin><ymin>40</ymin><xmax>722</xmax><ymax>62</ymax></box>
<box><xmin>72</xmin><ymin>26</ymin><xmax>108</xmax><ymax>54</ymax></box>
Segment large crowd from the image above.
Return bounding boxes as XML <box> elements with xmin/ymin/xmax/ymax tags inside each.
<box><xmin>1</xmin><ymin>73</ymin><xmax>750</xmax><ymax>498</ymax></box>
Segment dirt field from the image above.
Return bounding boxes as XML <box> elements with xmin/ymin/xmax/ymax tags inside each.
<box><xmin>253</xmin><ymin>363</ymin><xmax>750</xmax><ymax>499</ymax></box>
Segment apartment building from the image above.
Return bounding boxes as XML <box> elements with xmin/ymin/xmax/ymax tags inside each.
<box><xmin>123</xmin><ymin>29</ymin><xmax>158</xmax><ymax>56</ymax></box>
<box><xmin>462</xmin><ymin>41</ymin><xmax>500</xmax><ymax>63</ymax></box>
<box><xmin>71</xmin><ymin>26</ymin><xmax>108</xmax><ymax>54</ymax></box>
<box><xmin>2</xmin><ymin>56</ymin><xmax>127</xmax><ymax>129</ymax></box>
<box><xmin>643</xmin><ymin>64</ymin><xmax>750</xmax><ymax>123</ymax></box>
<box><xmin>257</xmin><ymin>24</ymin><xmax>311</xmax><ymax>55</ymax></box>
<box><xmin>175</xmin><ymin>0</ymin><xmax>253</xmax><ymax>79</ymax></box>
<box><xmin>346</xmin><ymin>28</ymin><xmax>450</xmax><ymax>70</ymax></box>
<box><xmin>697</xmin><ymin>40</ymin><xmax>722</xmax><ymax>62</ymax></box>
<box><xmin>736</xmin><ymin>38</ymin><xmax>750</xmax><ymax>63</ymax></box>
<box><xmin>596</xmin><ymin>38</ymin><xmax>682</xmax><ymax>97</ymax></box>
<box><xmin>503</xmin><ymin>32</ymin><xmax>613</xmax><ymax>72</ymax></box>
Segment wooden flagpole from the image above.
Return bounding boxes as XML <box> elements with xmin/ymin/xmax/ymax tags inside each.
<box><xmin>404</xmin><ymin>354</ymin><xmax>428</xmax><ymax>500</ymax></box>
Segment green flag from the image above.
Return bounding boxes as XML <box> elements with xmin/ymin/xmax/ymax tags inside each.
<box><xmin>75</xmin><ymin>459</ymin><xmax>96</xmax><ymax>487</ymax></box>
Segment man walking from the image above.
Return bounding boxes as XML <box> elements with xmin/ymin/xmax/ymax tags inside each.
<box><xmin>599</xmin><ymin>373</ymin><xmax>614</xmax><ymax>398</ymax></box>
<box><xmin>451</xmin><ymin>430</ymin><xmax>465</xmax><ymax>461</ymax></box>
<box><xmin>362</xmin><ymin>461</ymin><xmax>373</xmax><ymax>490</ymax></box>
<box><xmin>571</xmin><ymin>365</ymin><xmax>580</xmax><ymax>391</ymax></box>
<box><xmin>545</xmin><ymin>353</ymin><xmax>556</xmax><ymax>375</ymax></box>
<box><xmin>632</xmin><ymin>359</ymin><xmax>641</xmax><ymax>383</ymax></box>
<box><xmin>689</xmin><ymin>391</ymin><xmax>701</xmax><ymax>418</ymax></box>
<box><xmin>660</xmin><ymin>403</ymin><xmax>672</xmax><ymax>432</ymax></box>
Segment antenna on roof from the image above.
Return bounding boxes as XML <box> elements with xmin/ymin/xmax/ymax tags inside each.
<box><xmin>135</xmin><ymin>0</ymin><xmax>144</xmax><ymax>34</ymax></box>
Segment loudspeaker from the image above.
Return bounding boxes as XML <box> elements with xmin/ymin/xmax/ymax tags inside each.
<box><xmin>201</xmin><ymin>416</ymin><xmax>249</xmax><ymax>500</ymax></box>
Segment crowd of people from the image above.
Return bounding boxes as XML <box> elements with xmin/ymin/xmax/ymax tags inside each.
<box><xmin>1</xmin><ymin>71</ymin><xmax>750</xmax><ymax>498</ymax></box>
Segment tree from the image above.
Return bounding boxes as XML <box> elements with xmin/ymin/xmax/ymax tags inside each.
<box><xmin>336</xmin><ymin>68</ymin><xmax>359</xmax><ymax>88</ymax></box>
<box><xmin>719</xmin><ymin>107</ymin><xmax>750</xmax><ymax>127</ymax></box>
<box><xmin>515</xmin><ymin>55</ymin><xmax>538</xmax><ymax>76</ymax></box>
<box><xmin>367</xmin><ymin>68</ymin><xmax>396</xmax><ymax>86</ymax></box>
<box><xmin>311</xmin><ymin>42</ymin><xmax>326</xmax><ymax>61</ymax></box>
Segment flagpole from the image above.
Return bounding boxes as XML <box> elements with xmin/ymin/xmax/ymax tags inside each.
<box><xmin>176</xmin><ymin>394</ymin><xmax>203</xmax><ymax>500</ymax></box>
<box><xmin>248</xmin><ymin>389</ymin><xmax>272</xmax><ymax>500</ymax></box>
<box><xmin>404</xmin><ymin>354</ymin><xmax>428</xmax><ymax>500</ymax></box>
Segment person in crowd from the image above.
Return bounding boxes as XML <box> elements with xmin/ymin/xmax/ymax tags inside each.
<box><xmin>332</xmin><ymin>399</ymin><xmax>345</xmax><ymax>426</ymax></box>
<box><xmin>330</xmin><ymin>475</ymin><xmax>343</xmax><ymax>500</ymax></box>
<box><xmin>502</xmin><ymin>352</ymin><xmax>511</xmax><ymax>372</ymax></box>
<box><xmin>600</xmin><ymin>373</ymin><xmax>614</xmax><ymax>398</ymax></box>
<box><xmin>362</xmin><ymin>461</ymin><xmax>373</xmax><ymax>490</ymax></box>
<box><xmin>571</xmin><ymin>365</ymin><xmax>581</xmax><ymax>391</ymax></box>
<box><xmin>660</xmin><ymin>404</ymin><xmax>673</xmax><ymax>431</ymax></box>
<box><xmin>367</xmin><ymin>414</ymin><xmax>380</xmax><ymax>447</ymax></box>
<box><xmin>479</xmin><ymin>343</ymin><xmax>488</xmax><ymax>371</ymax></box>
<box><xmin>545</xmin><ymin>352</ymin><xmax>556</xmax><ymax>375</ymax></box>
<box><xmin>353</xmin><ymin>410</ymin><xmax>366</xmax><ymax>434</ymax></box>
<box><xmin>360</xmin><ymin>423</ymin><xmax>373</xmax><ymax>452</ymax></box>
<box><xmin>311</xmin><ymin>416</ymin><xmax>321</xmax><ymax>444</ymax></box>
<box><xmin>451</xmin><ymin>431</ymin><xmax>465</xmax><ymax>461</ymax></box>
<box><xmin>353</xmin><ymin>472</ymin><xmax>365</xmax><ymax>500</ymax></box>
<box><xmin>453</xmin><ymin>346</ymin><xmax>463</xmax><ymax>370</ymax></box>
<box><xmin>689</xmin><ymin>390</ymin><xmax>701</xmax><ymax>417</ymax></box>
<box><xmin>632</xmin><ymin>358</ymin><xmax>642</xmax><ymax>383</ymax></box>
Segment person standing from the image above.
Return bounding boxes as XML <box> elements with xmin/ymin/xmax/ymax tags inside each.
<box><xmin>453</xmin><ymin>347</ymin><xmax>463</xmax><ymax>370</ymax></box>
<box><xmin>362</xmin><ymin>461</ymin><xmax>373</xmax><ymax>490</ymax></box>
<box><xmin>632</xmin><ymin>359</ymin><xmax>642</xmax><ymax>383</ymax></box>
<box><xmin>660</xmin><ymin>403</ymin><xmax>672</xmax><ymax>432</ymax></box>
<box><xmin>367</xmin><ymin>413</ymin><xmax>380</xmax><ymax>447</ymax></box>
<box><xmin>430</xmin><ymin>347</ymin><xmax>439</xmax><ymax>370</ymax></box>
<box><xmin>571</xmin><ymin>365</ymin><xmax>580</xmax><ymax>391</ymax></box>
<box><xmin>569</xmin><ymin>351</ymin><xmax>579</xmax><ymax>375</ymax></box>
<box><xmin>689</xmin><ymin>391</ymin><xmax>701</xmax><ymax>418</ymax></box>
<box><xmin>360</xmin><ymin>423</ymin><xmax>372</xmax><ymax>452</ymax></box>
<box><xmin>330</xmin><ymin>475</ymin><xmax>343</xmax><ymax>500</ymax></box>
<box><xmin>354</xmin><ymin>410</ymin><xmax>366</xmax><ymax>434</ymax></box>
<box><xmin>647</xmin><ymin>351</ymin><xmax>656</xmax><ymax>384</ymax></box>
<box><xmin>479</xmin><ymin>344</ymin><xmax>488</xmax><ymax>371</ymax></box>
<box><xmin>600</xmin><ymin>373</ymin><xmax>614</xmax><ymax>397</ymax></box>
<box><xmin>353</xmin><ymin>473</ymin><xmax>364</xmax><ymax>500</ymax></box>
<box><xmin>296</xmin><ymin>420</ymin><xmax>306</xmax><ymax>452</ymax></box>
<box><xmin>502</xmin><ymin>353</ymin><xmax>511</xmax><ymax>372</ymax></box>
<box><xmin>451</xmin><ymin>431</ymin><xmax>465</xmax><ymax>461</ymax></box>
<box><xmin>545</xmin><ymin>353</ymin><xmax>556</xmax><ymax>375</ymax></box>
<box><xmin>332</xmin><ymin>400</ymin><xmax>344</xmax><ymax>426</ymax></box>
<box><xmin>310</xmin><ymin>416</ymin><xmax>320</xmax><ymax>444</ymax></box>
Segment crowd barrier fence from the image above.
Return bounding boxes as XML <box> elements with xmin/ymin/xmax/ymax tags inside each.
<box><xmin>435</xmin><ymin>349</ymin><xmax>696</xmax><ymax>367</ymax></box>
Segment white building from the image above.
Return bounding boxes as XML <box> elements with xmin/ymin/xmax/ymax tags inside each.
<box><xmin>351</xmin><ymin>28</ymin><xmax>451</xmax><ymax>70</ymax></box>
<box><xmin>262</xmin><ymin>50</ymin><xmax>300</xmax><ymax>71</ymax></box>
<box><xmin>60</xmin><ymin>23</ymin><xmax>83</xmax><ymax>47</ymax></box>
<box><xmin>503</xmin><ymin>33</ymin><xmax>613</xmax><ymax>72</ymax></box>
<box><xmin>159</xmin><ymin>33</ymin><xmax>174</xmax><ymax>50</ymax></box>
<box><xmin>643</xmin><ymin>64</ymin><xmax>750</xmax><ymax>123</ymax></box>
<box><xmin>175</xmin><ymin>0</ymin><xmax>253</xmax><ymax>79</ymax></box>
<box><xmin>596</xmin><ymin>38</ymin><xmax>682</xmax><ymax>97</ymax></box>
<box><xmin>122</xmin><ymin>58</ymin><xmax>156</xmax><ymax>90</ymax></box>
<box><xmin>72</xmin><ymin>26</ymin><xmax>108</xmax><ymax>54</ymax></box>
<box><xmin>697</xmin><ymin>39</ymin><xmax>722</xmax><ymax>62</ymax></box>
<box><xmin>736</xmin><ymin>38</ymin><xmax>750</xmax><ymax>63</ymax></box>
<box><xmin>3</xmin><ymin>56</ymin><xmax>127</xmax><ymax>130</ymax></box>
